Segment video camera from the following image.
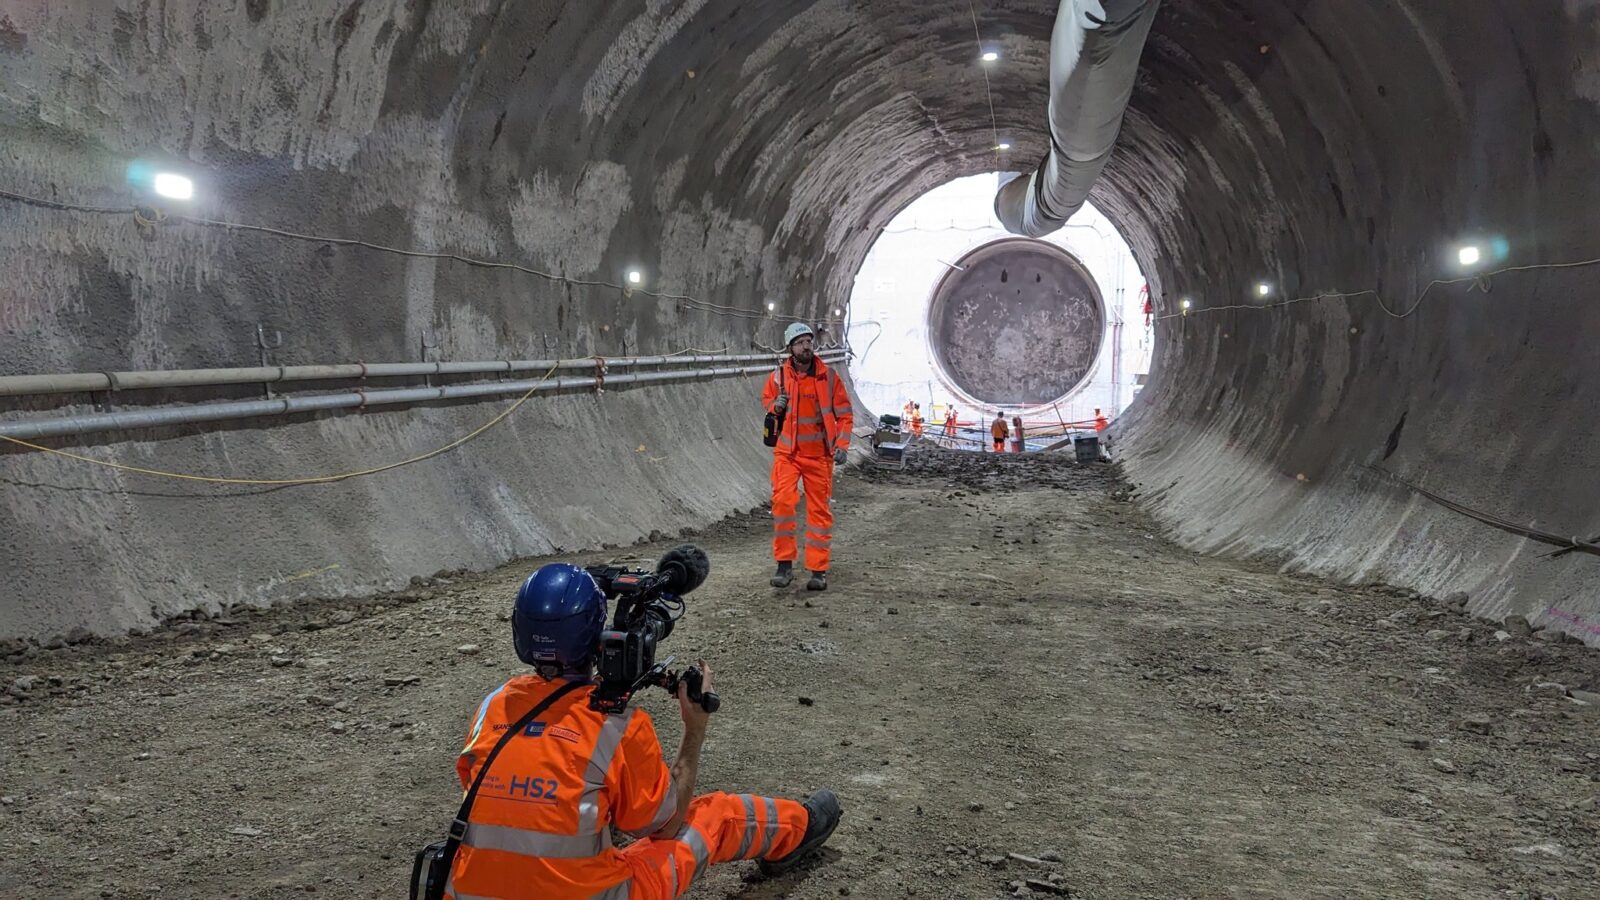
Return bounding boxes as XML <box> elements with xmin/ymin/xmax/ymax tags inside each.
<box><xmin>583</xmin><ymin>545</ymin><xmax>720</xmax><ymax>716</ymax></box>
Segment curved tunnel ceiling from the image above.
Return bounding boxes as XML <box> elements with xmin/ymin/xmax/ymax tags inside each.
<box><xmin>3</xmin><ymin>0</ymin><xmax>1599</xmax><ymax>637</ymax></box>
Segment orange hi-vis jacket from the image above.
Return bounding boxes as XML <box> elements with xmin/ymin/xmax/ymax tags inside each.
<box><xmin>448</xmin><ymin>676</ymin><xmax>676</xmax><ymax>900</ymax></box>
<box><xmin>762</xmin><ymin>356</ymin><xmax>853</xmax><ymax>458</ymax></box>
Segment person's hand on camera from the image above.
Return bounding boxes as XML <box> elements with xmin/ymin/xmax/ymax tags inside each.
<box><xmin>833</xmin><ymin>447</ymin><xmax>847</xmax><ymax>465</ymax></box>
<box><xmin>774</xmin><ymin>394</ymin><xmax>788</xmax><ymax>414</ymax></box>
<box><xmin>677</xmin><ymin>658</ymin><xmax>714</xmax><ymax>733</ymax></box>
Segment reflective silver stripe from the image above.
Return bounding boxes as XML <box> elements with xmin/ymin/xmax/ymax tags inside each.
<box><xmin>772</xmin><ymin>515</ymin><xmax>796</xmax><ymax>523</ymax></box>
<box><xmin>463</xmin><ymin>681</ymin><xmax>510</xmax><ymax>750</ymax></box>
<box><xmin>676</xmin><ymin>824</ymin><xmax>711</xmax><ymax>888</ymax></box>
<box><xmin>579</xmin><ymin>708</ymin><xmax>636</xmax><ymax>833</ymax></box>
<box><xmin>755</xmin><ymin>796</ymin><xmax>780</xmax><ymax>858</ymax></box>
<box><xmin>624</xmin><ymin>774</ymin><xmax>678</xmax><ymax>838</ymax></box>
<box><xmin>589</xmin><ymin>881</ymin><xmax>631</xmax><ymax>900</ymax></box>
<box><xmin>667</xmin><ymin>857</ymin><xmax>678</xmax><ymax>898</ymax></box>
<box><xmin>797</xmin><ymin>433</ymin><xmax>826</xmax><ymax>443</ymax></box>
<box><xmin>448</xmin><ymin>889</ymin><xmax>500</xmax><ymax>900</ymax></box>
<box><xmin>735</xmin><ymin>794</ymin><xmax>759</xmax><ymax>859</ymax></box>
<box><xmin>464</xmin><ymin>821</ymin><xmax>607</xmax><ymax>858</ymax></box>
<box><xmin>797</xmin><ymin>416</ymin><xmax>823</xmax><ymax>425</ymax></box>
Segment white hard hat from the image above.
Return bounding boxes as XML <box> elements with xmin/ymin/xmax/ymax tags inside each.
<box><xmin>783</xmin><ymin>322</ymin><xmax>815</xmax><ymax>347</ymax></box>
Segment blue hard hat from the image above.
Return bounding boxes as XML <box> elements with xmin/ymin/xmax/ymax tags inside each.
<box><xmin>512</xmin><ymin>564</ymin><xmax>607</xmax><ymax>673</ymax></box>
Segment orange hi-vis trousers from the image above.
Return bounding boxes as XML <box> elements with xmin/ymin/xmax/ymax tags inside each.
<box><xmin>772</xmin><ymin>452</ymin><xmax>834</xmax><ymax>572</ymax></box>
<box><xmin>622</xmin><ymin>792</ymin><xmax>809</xmax><ymax>899</ymax></box>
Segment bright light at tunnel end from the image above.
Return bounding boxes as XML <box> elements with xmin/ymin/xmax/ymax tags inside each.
<box><xmin>152</xmin><ymin>172</ymin><xmax>194</xmax><ymax>201</ymax></box>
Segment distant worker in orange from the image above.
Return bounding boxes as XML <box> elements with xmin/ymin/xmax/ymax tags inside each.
<box><xmin>991</xmin><ymin>413</ymin><xmax>1009</xmax><ymax>452</ymax></box>
<box><xmin>764</xmin><ymin>323</ymin><xmax>854</xmax><ymax>592</ymax></box>
<box><xmin>943</xmin><ymin>406</ymin><xmax>959</xmax><ymax>442</ymax></box>
<box><xmin>1094</xmin><ymin>408</ymin><xmax>1109</xmax><ymax>433</ymax></box>
<box><xmin>903</xmin><ymin>400</ymin><xmax>915</xmax><ymax>430</ymax></box>
<box><xmin>1011</xmin><ymin>415</ymin><xmax>1025</xmax><ymax>454</ymax></box>
<box><xmin>910</xmin><ymin>403</ymin><xmax>924</xmax><ymax>438</ymax></box>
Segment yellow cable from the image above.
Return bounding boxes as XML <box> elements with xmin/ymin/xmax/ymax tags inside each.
<box><xmin>0</xmin><ymin>363</ymin><xmax>561</xmax><ymax>486</ymax></box>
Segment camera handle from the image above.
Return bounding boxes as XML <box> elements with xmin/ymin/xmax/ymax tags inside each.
<box><xmin>648</xmin><ymin>657</ymin><xmax>721</xmax><ymax>714</ymax></box>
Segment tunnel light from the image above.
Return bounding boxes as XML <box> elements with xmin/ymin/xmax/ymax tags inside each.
<box><xmin>981</xmin><ymin>51</ymin><xmax>999</xmax><ymax>63</ymax></box>
<box><xmin>767</xmin><ymin>302</ymin><xmax>776</xmax><ymax>311</ymax></box>
<box><xmin>1457</xmin><ymin>244</ymin><xmax>1482</xmax><ymax>267</ymax></box>
<box><xmin>152</xmin><ymin>173</ymin><xmax>194</xmax><ymax>201</ymax></box>
<box><xmin>833</xmin><ymin>308</ymin><xmax>842</xmax><ymax>316</ymax></box>
<box><xmin>1180</xmin><ymin>299</ymin><xmax>1192</xmax><ymax>310</ymax></box>
<box><xmin>995</xmin><ymin>142</ymin><xmax>1011</xmax><ymax>151</ymax></box>
<box><xmin>626</xmin><ymin>270</ymin><xmax>643</xmax><ymax>285</ymax></box>
<box><xmin>1256</xmin><ymin>282</ymin><xmax>1273</xmax><ymax>298</ymax></box>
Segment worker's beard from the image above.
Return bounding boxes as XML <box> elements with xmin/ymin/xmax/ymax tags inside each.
<box><xmin>791</xmin><ymin>347</ymin><xmax>813</xmax><ymax>368</ymax></box>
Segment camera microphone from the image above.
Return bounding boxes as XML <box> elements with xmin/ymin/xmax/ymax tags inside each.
<box><xmin>654</xmin><ymin>544</ymin><xmax>709</xmax><ymax>595</ymax></box>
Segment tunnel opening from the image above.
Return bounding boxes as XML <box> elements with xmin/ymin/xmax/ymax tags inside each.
<box><xmin>844</xmin><ymin>173</ymin><xmax>1151</xmax><ymax>430</ymax></box>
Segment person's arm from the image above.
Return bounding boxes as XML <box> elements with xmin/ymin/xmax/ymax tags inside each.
<box><xmin>763</xmin><ymin>368</ymin><xmax>786</xmax><ymax>414</ymax></box>
<box><xmin>654</xmin><ymin>659</ymin><xmax>714</xmax><ymax>837</ymax></box>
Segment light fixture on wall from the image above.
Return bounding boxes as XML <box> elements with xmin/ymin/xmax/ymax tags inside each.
<box><xmin>152</xmin><ymin>173</ymin><xmax>194</xmax><ymax>201</ymax></box>
<box><xmin>981</xmin><ymin>51</ymin><xmax>999</xmax><ymax>63</ymax></box>
<box><xmin>767</xmin><ymin>302</ymin><xmax>776</xmax><ymax>311</ymax></box>
<box><xmin>1457</xmin><ymin>244</ymin><xmax>1482</xmax><ymax>268</ymax></box>
<box><xmin>1256</xmin><ymin>282</ymin><xmax>1273</xmax><ymax>298</ymax></box>
<box><xmin>995</xmin><ymin>142</ymin><xmax>1011</xmax><ymax>151</ymax></box>
<box><xmin>626</xmin><ymin>270</ymin><xmax>643</xmax><ymax>285</ymax></box>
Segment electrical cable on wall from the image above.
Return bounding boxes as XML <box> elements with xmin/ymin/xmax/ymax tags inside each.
<box><xmin>1155</xmin><ymin>257</ymin><xmax>1600</xmax><ymax>323</ymax></box>
<box><xmin>0</xmin><ymin>187</ymin><xmax>841</xmax><ymax>329</ymax></box>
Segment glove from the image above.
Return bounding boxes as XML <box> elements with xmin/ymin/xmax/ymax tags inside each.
<box><xmin>774</xmin><ymin>394</ymin><xmax>788</xmax><ymax>414</ymax></box>
<box><xmin>833</xmin><ymin>447</ymin><xmax>847</xmax><ymax>465</ymax></box>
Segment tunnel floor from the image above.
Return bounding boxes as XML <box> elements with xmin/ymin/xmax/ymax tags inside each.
<box><xmin>1</xmin><ymin>453</ymin><xmax>1597</xmax><ymax>898</ymax></box>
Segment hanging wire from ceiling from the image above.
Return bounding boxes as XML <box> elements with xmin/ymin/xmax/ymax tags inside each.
<box><xmin>967</xmin><ymin>0</ymin><xmax>1001</xmax><ymax>150</ymax></box>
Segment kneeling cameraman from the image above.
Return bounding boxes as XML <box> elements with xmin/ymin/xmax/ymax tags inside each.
<box><xmin>438</xmin><ymin>559</ymin><xmax>841</xmax><ymax>899</ymax></box>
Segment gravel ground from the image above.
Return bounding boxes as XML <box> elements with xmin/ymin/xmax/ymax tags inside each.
<box><xmin>2</xmin><ymin>445</ymin><xmax>1597</xmax><ymax>899</ymax></box>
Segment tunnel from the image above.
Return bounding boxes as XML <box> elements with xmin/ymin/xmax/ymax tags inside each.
<box><xmin>4</xmin><ymin>3</ymin><xmax>1600</xmax><ymax>897</ymax></box>
<box><xmin>6</xmin><ymin>1</ymin><xmax>1595</xmax><ymax>643</ymax></box>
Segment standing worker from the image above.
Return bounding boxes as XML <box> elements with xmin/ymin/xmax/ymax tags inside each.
<box><xmin>910</xmin><ymin>404</ymin><xmax>924</xmax><ymax>438</ymax></box>
<box><xmin>1094</xmin><ymin>408</ymin><xmax>1109</xmax><ymax>433</ymax></box>
<box><xmin>943</xmin><ymin>406</ymin><xmax>959</xmax><ymax>442</ymax></box>
<box><xmin>764</xmin><ymin>322</ymin><xmax>854</xmax><ymax>591</ymax></box>
<box><xmin>990</xmin><ymin>413</ymin><xmax>1009</xmax><ymax>453</ymax></box>
<box><xmin>1011</xmin><ymin>416</ymin><xmax>1025</xmax><ymax>454</ymax></box>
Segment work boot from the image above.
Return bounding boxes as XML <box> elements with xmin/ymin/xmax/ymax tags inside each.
<box><xmin>758</xmin><ymin>789</ymin><xmax>842</xmax><ymax>876</ymax></box>
<box><xmin>769</xmin><ymin>562</ymin><xmax>794</xmax><ymax>588</ymax></box>
<box><xmin>806</xmin><ymin>571</ymin><xmax>827</xmax><ymax>591</ymax></box>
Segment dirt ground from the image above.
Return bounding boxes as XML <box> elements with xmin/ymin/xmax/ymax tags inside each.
<box><xmin>2</xmin><ymin>446</ymin><xmax>1598</xmax><ymax>899</ymax></box>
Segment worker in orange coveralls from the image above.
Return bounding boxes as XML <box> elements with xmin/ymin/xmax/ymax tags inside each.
<box><xmin>943</xmin><ymin>407</ymin><xmax>959</xmax><ymax>441</ymax></box>
<box><xmin>991</xmin><ymin>413</ymin><xmax>1009</xmax><ymax>452</ymax></box>
<box><xmin>910</xmin><ymin>404</ymin><xmax>924</xmax><ymax>437</ymax></box>
<box><xmin>763</xmin><ymin>322</ymin><xmax>854</xmax><ymax>592</ymax></box>
<box><xmin>443</xmin><ymin>564</ymin><xmax>842</xmax><ymax>899</ymax></box>
<box><xmin>1094</xmin><ymin>408</ymin><xmax>1109</xmax><ymax>433</ymax></box>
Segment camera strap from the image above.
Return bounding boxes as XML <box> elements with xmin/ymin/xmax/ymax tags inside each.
<box><xmin>441</xmin><ymin>678</ymin><xmax>588</xmax><ymax>872</ymax></box>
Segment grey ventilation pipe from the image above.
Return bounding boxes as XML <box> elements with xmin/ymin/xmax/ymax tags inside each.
<box><xmin>994</xmin><ymin>0</ymin><xmax>1160</xmax><ymax>238</ymax></box>
<box><xmin>0</xmin><ymin>353</ymin><xmax>790</xmax><ymax>398</ymax></box>
<box><xmin>0</xmin><ymin>352</ymin><xmax>848</xmax><ymax>441</ymax></box>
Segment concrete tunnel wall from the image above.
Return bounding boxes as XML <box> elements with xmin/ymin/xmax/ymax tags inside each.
<box><xmin>1</xmin><ymin>1</ymin><xmax>1597</xmax><ymax>644</ymax></box>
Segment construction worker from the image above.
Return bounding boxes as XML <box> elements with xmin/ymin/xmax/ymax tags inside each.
<box><xmin>1012</xmin><ymin>416</ymin><xmax>1025</xmax><ymax>454</ymax></box>
<box><xmin>902</xmin><ymin>400</ymin><xmax>915</xmax><ymax>431</ymax></box>
<box><xmin>943</xmin><ymin>407</ymin><xmax>959</xmax><ymax>441</ymax></box>
<box><xmin>1094</xmin><ymin>408</ymin><xmax>1109</xmax><ymax>433</ymax></box>
<box><xmin>445</xmin><ymin>565</ymin><xmax>843</xmax><ymax>899</ymax></box>
<box><xmin>763</xmin><ymin>322</ymin><xmax>854</xmax><ymax>591</ymax></box>
<box><xmin>990</xmin><ymin>413</ymin><xmax>1009</xmax><ymax>452</ymax></box>
<box><xmin>910</xmin><ymin>403</ymin><xmax>924</xmax><ymax>438</ymax></box>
